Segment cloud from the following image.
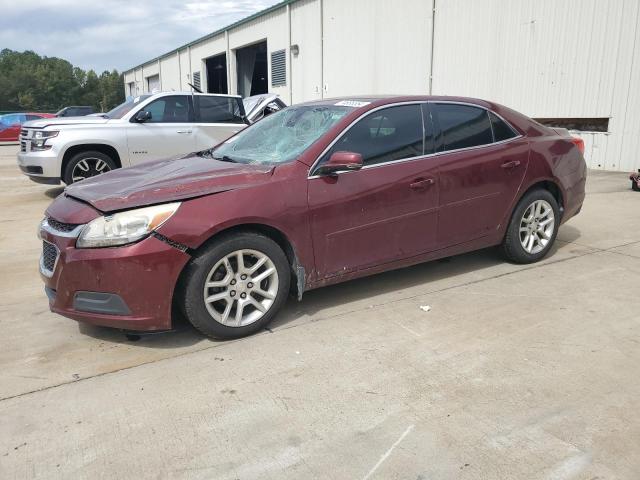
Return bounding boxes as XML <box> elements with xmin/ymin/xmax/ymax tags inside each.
<box><xmin>0</xmin><ymin>0</ymin><xmax>281</xmax><ymax>72</ymax></box>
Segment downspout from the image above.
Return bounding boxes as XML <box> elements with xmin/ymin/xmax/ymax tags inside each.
<box><xmin>320</xmin><ymin>0</ymin><xmax>324</xmax><ymax>99</ymax></box>
<box><xmin>225</xmin><ymin>30</ymin><xmax>231</xmax><ymax>94</ymax></box>
<box><xmin>287</xmin><ymin>3</ymin><xmax>293</xmax><ymax>103</ymax></box>
<box><xmin>158</xmin><ymin>58</ymin><xmax>162</xmax><ymax>91</ymax></box>
<box><xmin>188</xmin><ymin>45</ymin><xmax>192</xmax><ymax>87</ymax></box>
<box><xmin>429</xmin><ymin>0</ymin><xmax>436</xmax><ymax>94</ymax></box>
<box><xmin>177</xmin><ymin>50</ymin><xmax>182</xmax><ymax>90</ymax></box>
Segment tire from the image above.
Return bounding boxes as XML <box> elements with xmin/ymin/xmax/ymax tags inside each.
<box><xmin>180</xmin><ymin>232</ymin><xmax>291</xmax><ymax>339</ymax></box>
<box><xmin>63</xmin><ymin>150</ymin><xmax>117</xmax><ymax>185</ymax></box>
<box><xmin>502</xmin><ymin>189</ymin><xmax>560</xmax><ymax>264</ymax></box>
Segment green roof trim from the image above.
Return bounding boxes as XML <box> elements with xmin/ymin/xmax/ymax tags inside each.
<box><xmin>125</xmin><ymin>0</ymin><xmax>299</xmax><ymax>73</ymax></box>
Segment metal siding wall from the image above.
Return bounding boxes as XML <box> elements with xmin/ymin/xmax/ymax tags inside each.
<box><xmin>432</xmin><ymin>0</ymin><xmax>640</xmax><ymax>172</ymax></box>
<box><xmin>322</xmin><ymin>0</ymin><xmax>434</xmax><ymax>97</ymax></box>
<box><xmin>159</xmin><ymin>55</ymin><xmax>180</xmax><ymax>92</ymax></box>
<box><xmin>290</xmin><ymin>0</ymin><xmax>322</xmax><ymax>103</ymax></box>
<box><xmin>228</xmin><ymin>9</ymin><xmax>290</xmax><ymax>102</ymax></box>
<box><xmin>189</xmin><ymin>35</ymin><xmax>226</xmax><ymax>92</ymax></box>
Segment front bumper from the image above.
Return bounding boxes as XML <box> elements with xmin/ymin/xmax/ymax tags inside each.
<box><xmin>17</xmin><ymin>149</ymin><xmax>62</xmax><ymax>184</ymax></box>
<box><xmin>40</xmin><ymin>227</ymin><xmax>191</xmax><ymax>331</ymax></box>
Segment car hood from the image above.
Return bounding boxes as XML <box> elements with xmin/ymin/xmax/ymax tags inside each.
<box><xmin>23</xmin><ymin>116</ymin><xmax>110</xmax><ymax>128</ymax></box>
<box><xmin>64</xmin><ymin>153</ymin><xmax>275</xmax><ymax>212</ymax></box>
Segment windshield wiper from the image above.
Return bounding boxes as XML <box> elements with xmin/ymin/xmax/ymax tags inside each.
<box><xmin>213</xmin><ymin>155</ymin><xmax>239</xmax><ymax>163</ymax></box>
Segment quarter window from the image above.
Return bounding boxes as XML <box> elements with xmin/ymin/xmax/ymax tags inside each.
<box><xmin>325</xmin><ymin>104</ymin><xmax>424</xmax><ymax>166</ymax></box>
<box><xmin>489</xmin><ymin>111</ymin><xmax>518</xmax><ymax>142</ymax></box>
<box><xmin>143</xmin><ymin>96</ymin><xmax>192</xmax><ymax>123</ymax></box>
<box><xmin>435</xmin><ymin>104</ymin><xmax>493</xmax><ymax>151</ymax></box>
<box><xmin>197</xmin><ymin>96</ymin><xmax>244</xmax><ymax>123</ymax></box>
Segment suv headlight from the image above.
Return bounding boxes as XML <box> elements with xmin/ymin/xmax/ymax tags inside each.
<box><xmin>31</xmin><ymin>130</ymin><xmax>59</xmax><ymax>151</ymax></box>
<box><xmin>76</xmin><ymin>202</ymin><xmax>181</xmax><ymax>248</ymax></box>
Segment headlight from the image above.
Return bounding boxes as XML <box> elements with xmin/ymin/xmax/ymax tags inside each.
<box><xmin>76</xmin><ymin>202</ymin><xmax>181</xmax><ymax>248</ymax></box>
<box><xmin>34</xmin><ymin>130</ymin><xmax>59</xmax><ymax>139</ymax></box>
<box><xmin>31</xmin><ymin>130</ymin><xmax>59</xmax><ymax>151</ymax></box>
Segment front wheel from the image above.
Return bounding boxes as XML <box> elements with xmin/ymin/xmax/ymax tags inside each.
<box><xmin>502</xmin><ymin>189</ymin><xmax>560</xmax><ymax>264</ymax></box>
<box><xmin>180</xmin><ymin>232</ymin><xmax>291</xmax><ymax>339</ymax></box>
<box><xmin>63</xmin><ymin>150</ymin><xmax>116</xmax><ymax>185</ymax></box>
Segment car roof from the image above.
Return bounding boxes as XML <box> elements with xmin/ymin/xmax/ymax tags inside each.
<box><xmin>150</xmin><ymin>91</ymin><xmax>242</xmax><ymax>99</ymax></box>
<box><xmin>297</xmin><ymin>95</ymin><xmax>497</xmax><ymax>109</ymax></box>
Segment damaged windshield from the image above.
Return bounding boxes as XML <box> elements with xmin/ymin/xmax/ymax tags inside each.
<box><xmin>211</xmin><ymin>105</ymin><xmax>350</xmax><ymax>164</ymax></box>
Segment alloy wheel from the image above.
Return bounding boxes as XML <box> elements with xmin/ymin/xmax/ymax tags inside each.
<box><xmin>71</xmin><ymin>157</ymin><xmax>112</xmax><ymax>182</ymax></box>
<box><xmin>519</xmin><ymin>199</ymin><xmax>555</xmax><ymax>254</ymax></box>
<box><xmin>203</xmin><ymin>249</ymin><xmax>279</xmax><ymax>327</ymax></box>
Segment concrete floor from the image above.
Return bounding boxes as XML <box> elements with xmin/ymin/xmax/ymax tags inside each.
<box><xmin>0</xmin><ymin>144</ymin><xmax>639</xmax><ymax>479</ymax></box>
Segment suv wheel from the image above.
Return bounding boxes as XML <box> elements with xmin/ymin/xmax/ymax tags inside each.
<box><xmin>63</xmin><ymin>151</ymin><xmax>116</xmax><ymax>184</ymax></box>
<box><xmin>502</xmin><ymin>189</ymin><xmax>560</xmax><ymax>264</ymax></box>
<box><xmin>180</xmin><ymin>232</ymin><xmax>291</xmax><ymax>339</ymax></box>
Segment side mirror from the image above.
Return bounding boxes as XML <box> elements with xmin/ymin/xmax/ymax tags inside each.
<box><xmin>317</xmin><ymin>151</ymin><xmax>363</xmax><ymax>176</ymax></box>
<box><xmin>134</xmin><ymin>110</ymin><xmax>152</xmax><ymax>123</ymax></box>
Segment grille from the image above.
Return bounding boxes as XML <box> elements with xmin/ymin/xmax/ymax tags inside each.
<box><xmin>47</xmin><ymin>217</ymin><xmax>80</xmax><ymax>233</ymax></box>
<box><xmin>20</xmin><ymin>128</ymin><xmax>29</xmax><ymax>152</ymax></box>
<box><xmin>42</xmin><ymin>241</ymin><xmax>58</xmax><ymax>274</ymax></box>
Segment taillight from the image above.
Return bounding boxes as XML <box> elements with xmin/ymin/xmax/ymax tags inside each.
<box><xmin>571</xmin><ymin>137</ymin><xmax>585</xmax><ymax>155</ymax></box>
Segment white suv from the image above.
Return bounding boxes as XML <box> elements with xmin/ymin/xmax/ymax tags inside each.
<box><xmin>17</xmin><ymin>92</ymin><xmax>285</xmax><ymax>185</ymax></box>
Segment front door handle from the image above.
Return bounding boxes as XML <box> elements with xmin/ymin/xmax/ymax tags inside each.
<box><xmin>409</xmin><ymin>178</ymin><xmax>435</xmax><ymax>190</ymax></box>
<box><xmin>177</xmin><ymin>130</ymin><xmax>192</xmax><ymax>134</ymax></box>
<box><xmin>501</xmin><ymin>160</ymin><xmax>521</xmax><ymax>169</ymax></box>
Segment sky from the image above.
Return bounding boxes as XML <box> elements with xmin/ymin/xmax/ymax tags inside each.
<box><xmin>0</xmin><ymin>0</ymin><xmax>281</xmax><ymax>73</ymax></box>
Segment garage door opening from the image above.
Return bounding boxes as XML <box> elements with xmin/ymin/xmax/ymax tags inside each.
<box><xmin>206</xmin><ymin>53</ymin><xmax>228</xmax><ymax>94</ymax></box>
<box><xmin>236</xmin><ymin>41</ymin><xmax>268</xmax><ymax>98</ymax></box>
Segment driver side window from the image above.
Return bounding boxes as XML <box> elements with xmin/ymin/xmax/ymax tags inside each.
<box><xmin>143</xmin><ymin>96</ymin><xmax>192</xmax><ymax>123</ymax></box>
<box><xmin>322</xmin><ymin>104</ymin><xmax>424</xmax><ymax>167</ymax></box>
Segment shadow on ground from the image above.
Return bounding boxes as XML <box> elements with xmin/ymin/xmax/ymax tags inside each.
<box><xmin>75</xmin><ymin>224</ymin><xmax>582</xmax><ymax>348</ymax></box>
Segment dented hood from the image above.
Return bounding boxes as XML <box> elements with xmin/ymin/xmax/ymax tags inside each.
<box><xmin>65</xmin><ymin>153</ymin><xmax>274</xmax><ymax>212</ymax></box>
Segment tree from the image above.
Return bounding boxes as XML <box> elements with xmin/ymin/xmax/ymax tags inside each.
<box><xmin>0</xmin><ymin>49</ymin><xmax>125</xmax><ymax>113</ymax></box>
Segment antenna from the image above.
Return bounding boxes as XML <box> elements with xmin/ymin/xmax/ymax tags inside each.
<box><xmin>187</xmin><ymin>82</ymin><xmax>202</xmax><ymax>93</ymax></box>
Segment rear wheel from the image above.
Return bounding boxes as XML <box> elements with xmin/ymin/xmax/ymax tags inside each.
<box><xmin>180</xmin><ymin>232</ymin><xmax>290</xmax><ymax>339</ymax></box>
<box><xmin>63</xmin><ymin>150</ymin><xmax>116</xmax><ymax>184</ymax></box>
<box><xmin>502</xmin><ymin>189</ymin><xmax>559</xmax><ymax>264</ymax></box>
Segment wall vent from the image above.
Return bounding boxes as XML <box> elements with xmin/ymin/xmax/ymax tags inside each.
<box><xmin>193</xmin><ymin>71</ymin><xmax>201</xmax><ymax>90</ymax></box>
<box><xmin>270</xmin><ymin>50</ymin><xmax>286</xmax><ymax>87</ymax></box>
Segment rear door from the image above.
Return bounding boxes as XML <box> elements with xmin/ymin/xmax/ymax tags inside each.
<box><xmin>192</xmin><ymin>95</ymin><xmax>247</xmax><ymax>151</ymax></box>
<box><xmin>308</xmin><ymin>103</ymin><xmax>440</xmax><ymax>279</ymax></box>
<box><xmin>431</xmin><ymin>102</ymin><xmax>528</xmax><ymax>247</ymax></box>
<box><xmin>125</xmin><ymin>95</ymin><xmax>196</xmax><ymax>165</ymax></box>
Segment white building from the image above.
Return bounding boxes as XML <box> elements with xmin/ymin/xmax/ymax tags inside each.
<box><xmin>124</xmin><ymin>0</ymin><xmax>640</xmax><ymax>172</ymax></box>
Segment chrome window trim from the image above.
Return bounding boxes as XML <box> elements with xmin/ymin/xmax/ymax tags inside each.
<box><xmin>308</xmin><ymin>100</ymin><xmax>523</xmax><ymax>179</ymax></box>
<box><xmin>40</xmin><ymin>240</ymin><xmax>59</xmax><ymax>278</ymax></box>
<box><xmin>40</xmin><ymin>218</ymin><xmax>85</xmax><ymax>238</ymax></box>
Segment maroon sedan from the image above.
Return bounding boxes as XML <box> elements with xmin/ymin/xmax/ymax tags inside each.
<box><xmin>39</xmin><ymin>96</ymin><xmax>586</xmax><ymax>339</ymax></box>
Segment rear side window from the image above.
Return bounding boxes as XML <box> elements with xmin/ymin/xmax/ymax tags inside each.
<box><xmin>144</xmin><ymin>96</ymin><xmax>192</xmax><ymax>123</ymax></box>
<box><xmin>435</xmin><ymin>104</ymin><xmax>493</xmax><ymax>151</ymax></box>
<box><xmin>489</xmin><ymin>111</ymin><xmax>518</xmax><ymax>142</ymax></box>
<box><xmin>326</xmin><ymin>104</ymin><xmax>424</xmax><ymax>166</ymax></box>
<box><xmin>197</xmin><ymin>96</ymin><xmax>244</xmax><ymax>123</ymax></box>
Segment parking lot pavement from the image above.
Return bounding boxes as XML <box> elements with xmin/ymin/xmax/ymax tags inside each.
<box><xmin>1</xmin><ymin>143</ymin><xmax>639</xmax><ymax>479</ymax></box>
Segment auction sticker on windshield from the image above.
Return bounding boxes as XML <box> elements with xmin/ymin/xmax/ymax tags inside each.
<box><xmin>334</xmin><ymin>100</ymin><xmax>370</xmax><ymax>108</ymax></box>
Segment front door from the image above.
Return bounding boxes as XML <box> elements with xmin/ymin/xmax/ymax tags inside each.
<box><xmin>308</xmin><ymin>103</ymin><xmax>439</xmax><ymax>279</ymax></box>
<box><xmin>126</xmin><ymin>95</ymin><xmax>196</xmax><ymax>165</ymax></box>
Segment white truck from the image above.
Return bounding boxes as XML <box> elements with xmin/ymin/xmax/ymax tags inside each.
<box><xmin>17</xmin><ymin>92</ymin><xmax>285</xmax><ymax>185</ymax></box>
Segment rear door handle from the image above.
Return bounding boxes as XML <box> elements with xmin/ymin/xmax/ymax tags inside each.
<box><xmin>177</xmin><ymin>130</ymin><xmax>192</xmax><ymax>134</ymax></box>
<box><xmin>501</xmin><ymin>160</ymin><xmax>521</xmax><ymax>169</ymax></box>
<box><xmin>409</xmin><ymin>178</ymin><xmax>435</xmax><ymax>190</ymax></box>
